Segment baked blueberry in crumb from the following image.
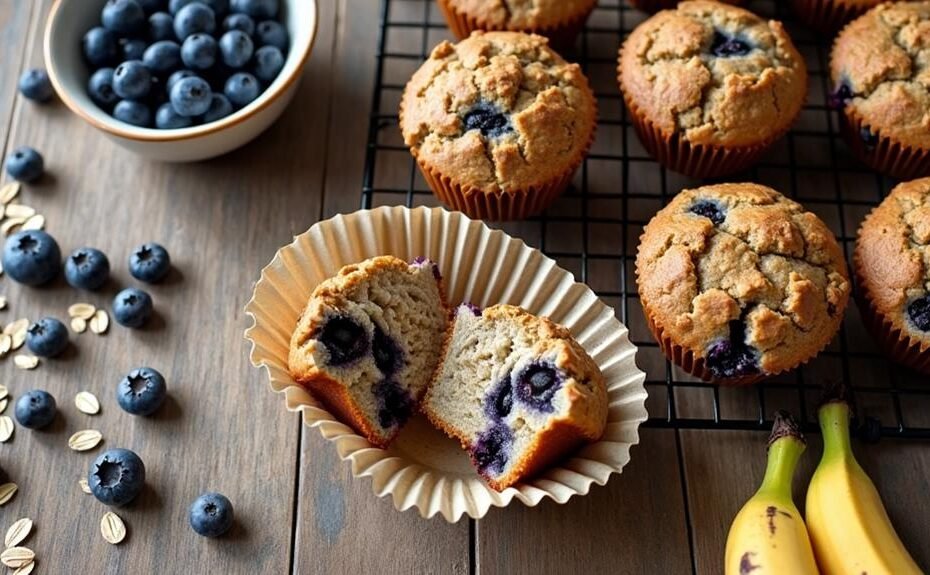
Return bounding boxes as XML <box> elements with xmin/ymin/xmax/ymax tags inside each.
<box><xmin>907</xmin><ymin>295</ymin><xmax>930</xmax><ymax>332</ymax></box>
<box><xmin>372</xmin><ymin>326</ymin><xmax>402</xmax><ymax>377</ymax></box>
<box><xmin>373</xmin><ymin>380</ymin><xmax>413</xmax><ymax>429</ymax></box>
<box><xmin>472</xmin><ymin>424</ymin><xmax>513</xmax><ymax>475</ymax></box>
<box><xmin>89</xmin><ymin>448</ymin><xmax>146</xmax><ymax>506</ymax></box>
<box><xmin>859</xmin><ymin>126</ymin><xmax>879</xmax><ymax>150</ymax></box>
<box><xmin>705</xmin><ymin>320</ymin><xmax>759</xmax><ymax>378</ymax></box>
<box><xmin>411</xmin><ymin>256</ymin><xmax>441</xmax><ymax>280</ymax></box>
<box><xmin>711</xmin><ymin>32</ymin><xmax>751</xmax><ymax>57</ymax></box>
<box><xmin>829</xmin><ymin>82</ymin><xmax>853</xmax><ymax>109</ymax></box>
<box><xmin>459</xmin><ymin>302</ymin><xmax>482</xmax><ymax>317</ymax></box>
<box><xmin>485</xmin><ymin>375</ymin><xmax>513</xmax><ymax>419</ymax></box>
<box><xmin>318</xmin><ymin>316</ymin><xmax>368</xmax><ymax>366</ymax></box>
<box><xmin>514</xmin><ymin>362</ymin><xmax>561</xmax><ymax>412</ymax></box>
<box><xmin>690</xmin><ymin>200</ymin><xmax>726</xmax><ymax>225</ymax></box>
<box><xmin>463</xmin><ymin>102</ymin><xmax>512</xmax><ymax>139</ymax></box>
<box><xmin>190</xmin><ymin>492</ymin><xmax>234</xmax><ymax>537</ymax></box>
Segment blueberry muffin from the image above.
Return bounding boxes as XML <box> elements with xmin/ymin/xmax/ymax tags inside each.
<box><xmin>288</xmin><ymin>256</ymin><xmax>448</xmax><ymax>447</ymax></box>
<box><xmin>855</xmin><ymin>178</ymin><xmax>930</xmax><ymax>373</ymax></box>
<box><xmin>791</xmin><ymin>0</ymin><xmax>883</xmax><ymax>33</ymax></box>
<box><xmin>400</xmin><ymin>31</ymin><xmax>597</xmax><ymax>221</ymax></box>
<box><xmin>423</xmin><ymin>304</ymin><xmax>607</xmax><ymax>490</ymax></box>
<box><xmin>437</xmin><ymin>0</ymin><xmax>597</xmax><ymax>46</ymax></box>
<box><xmin>636</xmin><ymin>183</ymin><xmax>851</xmax><ymax>384</ymax></box>
<box><xmin>628</xmin><ymin>0</ymin><xmax>743</xmax><ymax>14</ymax></box>
<box><xmin>618</xmin><ymin>1</ymin><xmax>807</xmax><ymax>178</ymax></box>
<box><xmin>830</xmin><ymin>2</ymin><xmax>930</xmax><ymax>179</ymax></box>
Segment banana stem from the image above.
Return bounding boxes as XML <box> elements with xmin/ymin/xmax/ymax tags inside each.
<box><xmin>819</xmin><ymin>401</ymin><xmax>853</xmax><ymax>460</ymax></box>
<box><xmin>758</xmin><ymin>411</ymin><xmax>806</xmax><ymax>497</ymax></box>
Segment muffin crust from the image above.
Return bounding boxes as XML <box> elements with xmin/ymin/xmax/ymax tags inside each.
<box><xmin>442</xmin><ymin>0</ymin><xmax>597</xmax><ymax>29</ymax></box>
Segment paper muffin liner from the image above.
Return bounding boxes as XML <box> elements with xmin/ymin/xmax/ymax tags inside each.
<box><xmin>435</xmin><ymin>0</ymin><xmax>594</xmax><ymax>48</ymax></box>
<box><xmin>628</xmin><ymin>0</ymin><xmax>742</xmax><ymax>13</ymax></box>
<box><xmin>790</xmin><ymin>0</ymin><xmax>871</xmax><ymax>33</ymax></box>
<box><xmin>853</xmin><ymin>249</ymin><xmax>930</xmax><ymax>374</ymax></box>
<box><xmin>244</xmin><ymin>206</ymin><xmax>648</xmax><ymax>521</ymax></box>
<box><xmin>840</xmin><ymin>107</ymin><xmax>930</xmax><ymax>180</ymax></box>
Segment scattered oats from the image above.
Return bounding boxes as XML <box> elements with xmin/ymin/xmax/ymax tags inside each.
<box><xmin>0</xmin><ymin>399</ymin><xmax>8</xmax><ymax>414</ymax></box>
<box><xmin>70</xmin><ymin>317</ymin><xmax>87</xmax><ymax>334</ymax></box>
<box><xmin>68</xmin><ymin>303</ymin><xmax>96</xmax><ymax>320</ymax></box>
<box><xmin>100</xmin><ymin>512</ymin><xmax>126</xmax><ymax>545</ymax></box>
<box><xmin>10</xmin><ymin>330</ymin><xmax>24</xmax><ymax>352</ymax></box>
<box><xmin>0</xmin><ymin>182</ymin><xmax>20</xmax><ymax>205</ymax></box>
<box><xmin>0</xmin><ymin>417</ymin><xmax>12</xmax><ymax>443</ymax></box>
<box><xmin>4</xmin><ymin>205</ymin><xmax>35</xmax><ymax>219</ymax></box>
<box><xmin>0</xmin><ymin>218</ymin><xmax>25</xmax><ymax>237</ymax></box>
<box><xmin>0</xmin><ymin>547</ymin><xmax>33</xmax><ymax>569</ymax></box>
<box><xmin>4</xmin><ymin>518</ymin><xmax>32</xmax><ymax>548</ymax></box>
<box><xmin>75</xmin><ymin>391</ymin><xmax>100</xmax><ymax>415</ymax></box>
<box><xmin>0</xmin><ymin>484</ymin><xmax>18</xmax><ymax>506</ymax></box>
<box><xmin>90</xmin><ymin>310</ymin><xmax>109</xmax><ymax>335</ymax></box>
<box><xmin>0</xmin><ymin>384</ymin><xmax>7</xmax><ymax>401</ymax></box>
<box><xmin>4</xmin><ymin>319</ymin><xmax>28</xmax><ymax>337</ymax></box>
<box><xmin>12</xmin><ymin>560</ymin><xmax>34</xmax><ymax>575</ymax></box>
<box><xmin>79</xmin><ymin>478</ymin><xmax>91</xmax><ymax>494</ymax></box>
<box><xmin>68</xmin><ymin>429</ymin><xmax>103</xmax><ymax>452</ymax></box>
<box><xmin>0</xmin><ymin>297</ymin><xmax>7</xmax><ymax>310</ymax></box>
<box><xmin>13</xmin><ymin>355</ymin><xmax>37</xmax><ymax>370</ymax></box>
<box><xmin>20</xmin><ymin>215</ymin><xmax>43</xmax><ymax>232</ymax></box>
<box><xmin>0</xmin><ymin>335</ymin><xmax>11</xmax><ymax>356</ymax></box>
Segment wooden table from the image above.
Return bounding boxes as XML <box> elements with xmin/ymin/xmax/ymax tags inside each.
<box><xmin>0</xmin><ymin>1</ymin><xmax>927</xmax><ymax>573</ymax></box>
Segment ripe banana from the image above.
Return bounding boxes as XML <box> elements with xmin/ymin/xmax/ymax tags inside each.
<box><xmin>725</xmin><ymin>411</ymin><xmax>819</xmax><ymax>575</ymax></box>
<box><xmin>805</xmin><ymin>398</ymin><xmax>923</xmax><ymax>575</ymax></box>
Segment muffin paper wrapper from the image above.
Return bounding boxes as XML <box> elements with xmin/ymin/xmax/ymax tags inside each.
<box><xmin>790</xmin><ymin>0</ymin><xmax>870</xmax><ymax>34</ymax></box>
<box><xmin>245</xmin><ymin>206</ymin><xmax>648</xmax><ymax>521</ymax></box>
<box><xmin>436</xmin><ymin>0</ymin><xmax>593</xmax><ymax>47</ymax></box>
<box><xmin>840</xmin><ymin>108</ymin><xmax>930</xmax><ymax>180</ymax></box>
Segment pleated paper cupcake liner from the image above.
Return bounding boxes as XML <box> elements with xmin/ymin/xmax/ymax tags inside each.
<box><xmin>840</xmin><ymin>108</ymin><xmax>930</xmax><ymax>180</ymax></box>
<box><xmin>791</xmin><ymin>0</ymin><xmax>872</xmax><ymax>33</ymax></box>
<box><xmin>245</xmin><ymin>206</ymin><xmax>648</xmax><ymax>521</ymax></box>
<box><xmin>435</xmin><ymin>0</ymin><xmax>595</xmax><ymax>48</ymax></box>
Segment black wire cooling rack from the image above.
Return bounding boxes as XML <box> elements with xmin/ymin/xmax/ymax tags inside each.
<box><xmin>360</xmin><ymin>0</ymin><xmax>930</xmax><ymax>440</ymax></box>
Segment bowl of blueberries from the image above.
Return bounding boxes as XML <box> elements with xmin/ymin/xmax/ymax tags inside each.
<box><xmin>44</xmin><ymin>0</ymin><xmax>317</xmax><ymax>162</ymax></box>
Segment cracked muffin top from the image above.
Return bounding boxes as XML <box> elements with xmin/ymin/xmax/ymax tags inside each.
<box><xmin>636</xmin><ymin>183</ymin><xmax>850</xmax><ymax>379</ymax></box>
<box><xmin>855</xmin><ymin>178</ymin><xmax>930</xmax><ymax>345</ymax></box>
<box><xmin>830</xmin><ymin>2</ymin><xmax>930</xmax><ymax>149</ymax></box>
<box><xmin>399</xmin><ymin>31</ymin><xmax>597</xmax><ymax>194</ymax></box>
<box><xmin>618</xmin><ymin>1</ymin><xmax>807</xmax><ymax>147</ymax></box>
<box><xmin>443</xmin><ymin>0</ymin><xmax>597</xmax><ymax>29</ymax></box>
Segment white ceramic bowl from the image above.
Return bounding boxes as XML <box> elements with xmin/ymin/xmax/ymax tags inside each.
<box><xmin>44</xmin><ymin>0</ymin><xmax>317</xmax><ymax>162</ymax></box>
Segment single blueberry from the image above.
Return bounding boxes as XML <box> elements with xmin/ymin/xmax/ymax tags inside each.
<box><xmin>113</xmin><ymin>60</ymin><xmax>152</xmax><ymax>100</ymax></box>
<box><xmin>174</xmin><ymin>2</ymin><xmax>216</xmax><ymax>39</ymax></box>
<box><xmin>14</xmin><ymin>390</ymin><xmax>57</xmax><ymax>429</ymax></box>
<box><xmin>472</xmin><ymin>424</ymin><xmax>512</xmax><ymax>475</ymax></box>
<box><xmin>117</xmin><ymin>367</ymin><xmax>168</xmax><ymax>416</ymax></box>
<box><xmin>513</xmin><ymin>362</ymin><xmax>561</xmax><ymax>412</ymax></box>
<box><xmin>114</xmin><ymin>100</ymin><xmax>153</xmax><ymax>127</ymax></box>
<box><xmin>88</xmin><ymin>68</ymin><xmax>119</xmax><ymax>109</ymax></box>
<box><xmin>463</xmin><ymin>102</ymin><xmax>512</xmax><ymax>138</ymax></box>
<box><xmin>180</xmin><ymin>33</ymin><xmax>217</xmax><ymax>70</ymax></box>
<box><xmin>907</xmin><ymin>295</ymin><xmax>930</xmax><ymax>331</ymax></box>
<box><xmin>485</xmin><ymin>375</ymin><xmax>513</xmax><ymax>419</ymax></box>
<box><xmin>372</xmin><ymin>325</ymin><xmax>402</xmax><ymax>377</ymax></box>
<box><xmin>711</xmin><ymin>31</ymin><xmax>751</xmax><ymax>57</ymax></box>
<box><xmin>170</xmin><ymin>75</ymin><xmax>212</xmax><ymax>116</ymax></box>
<box><xmin>2</xmin><ymin>230</ymin><xmax>60</xmax><ymax>285</ymax></box>
<box><xmin>140</xmin><ymin>0</ymin><xmax>168</xmax><ymax>14</ymax></box>
<box><xmin>201</xmin><ymin>93</ymin><xmax>233</xmax><ymax>122</ymax></box>
<box><xmin>253</xmin><ymin>45</ymin><xmax>284</xmax><ymax>83</ymax></box>
<box><xmin>223</xmin><ymin>13</ymin><xmax>255</xmax><ymax>35</ymax></box>
<box><xmin>166</xmin><ymin>69</ymin><xmax>197</xmax><ymax>93</ymax></box>
<box><xmin>83</xmin><ymin>27</ymin><xmax>119</xmax><ymax>68</ymax></box>
<box><xmin>129</xmin><ymin>242</ymin><xmax>171</xmax><ymax>282</ymax></box>
<box><xmin>373</xmin><ymin>379</ymin><xmax>413</xmax><ymax>429</ymax></box>
<box><xmin>65</xmin><ymin>247</ymin><xmax>111</xmax><ymax>290</ymax></box>
<box><xmin>5</xmin><ymin>147</ymin><xmax>44</xmax><ymax>183</ymax></box>
<box><xmin>224</xmin><ymin>72</ymin><xmax>260</xmax><ymax>107</ymax></box>
<box><xmin>231</xmin><ymin>0</ymin><xmax>279</xmax><ymax>19</ymax></box>
<box><xmin>26</xmin><ymin>317</ymin><xmax>69</xmax><ymax>358</ymax></box>
<box><xmin>828</xmin><ymin>82</ymin><xmax>853</xmax><ymax>110</ymax></box>
<box><xmin>255</xmin><ymin>19</ymin><xmax>288</xmax><ymax>51</ymax></box>
<box><xmin>143</xmin><ymin>40</ymin><xmax>181</xmax><ymax>73</ymax></box>
<box><xmin>88</xmin><ymin>448</ymin><xmax>146</xmax><ymax>506</ymax></box>
<box><xmin>121</xmin><ymin>38</ymin><xmax>149</xmax><ymax>62</ymax></box>
<box><xmin>690</xmin><ymin>199</ymin><xmax>726</xmax><ymax>225</ymax></box>
<box><xmin>860</xmin><ymin>125</ymin><xmax>879</xmax><ymax>150</ymax></box>
<box><xmin>155</xmin><ymin>102</ymin><xmax>193</xmax><ymax>128</ymax></box>
<box><xmin>102</xmin><ymin>0</ymin><xmax>147</xmax><ymax>35</ymax></box>
<box><xmin>704</xmin><ymin>320</ymin><xmax>760</xmax><ymax>379</ymax></box>
<box><xmin>18</xmin><ymin>69</ymin><xmax>53</xmax><ymax>103</ymax></box>
<box><xmin>112</xmin><ymin>287</ymin><xmax>154</xmax><ymax>328</ymax></box>
<box><xmin>148</xmin><ymin>11</ymin><xmax>176</xmax><ymax>41</ymax></box>
<box><xmin>189</xmin><ymin>492</ymin><xmax>234</xmax><ymax>537</ymax></box>
<box><xmin>219</xmin><ymin>30</ymin><xmax>253</xmax><ymax>68</ymax></box>
<box><xmin>318</xmin><ymin>316</ymin><xmax>368</xmax><ymax>366</ymax></box>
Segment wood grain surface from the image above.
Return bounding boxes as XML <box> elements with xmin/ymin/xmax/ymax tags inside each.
<box><xmin>0</xmin><ymin>1</ymin><xmax>926</xmax><ymax>574</ymax></box>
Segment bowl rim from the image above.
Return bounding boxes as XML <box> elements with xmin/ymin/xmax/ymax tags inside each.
<box><xmin>43</xmin><ymin>0</ymin><xmax>318</xmax><ymax>143</ymax></box>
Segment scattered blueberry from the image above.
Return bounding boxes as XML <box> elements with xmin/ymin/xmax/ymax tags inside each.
<box><xmin>2</xmin><ymin>230</ymin><xmax>60</xmax><ymax>286</ymax></box>
<box><xmin>860</xmin><ymin>125</ymin><xmax>879</xmax><ymax>150</ymax></box>
<box><xmin>907</xmin><ymin>295</ymin><xmax>930</xmax><ymax>331</ymax></box>
<box><xmin>121</xmin><ymin>38</ymin><xmax>148</xmax><ymax>61</ymax></box>
<box><xmin>112</xmin><ymin>287</ymin><xmax>154</xmax><ymax>328</ymax></box>
<box><xmin>88</xmin><ymin>68</ymin><xmax>120</xmax><ymax>108</ymax></box>
<box><xmin>463</xmin><ymin>102</ymin><xmax>512</xmax><ymax>138</ymax></box>
<box><xmin>829</xmin><ymin>82</ymin><xmax>853</xmax><ymax>109</ymax></box>
<box><xmin>113</xmin><ymin>60</ymin><xmax>152</xmax><ymax>100</ymax></box>
<box><xmin>253</xmin><ymin>45</ymin><xmax>284</xmax><ymax>82</ymax></box>
<box><xmin>129</xmin><ymin>242</ymin><xmax>171</xmax><ymax>282</ymax></box>
<box><xmin>148</xmin><ymin>11</ymin><xmax>175</xmax><ymax>41</ymax></box>
<box><xmin>166</xmin><ymin>69</ymin><xmax>197</xmax><ymax>93</ymax></box>
<box><xmin>189</xmin><ymin>492</ymin><xmax>234</xmax><ymax>537</ymax></box>
<box><xmin>117</xmin><ymin>367</ymin><xmax>168</xmax><ymax>416</ymax></box>
<box><xmin>5</xmin><ymin>147</ymin><xmax>44</xmax><ymax>183</ymax></box>
<box><xmin>65</xmin><ymin>247</ymin><xmax>111</xmax><ymax>290</ymax></box>
<box><xmin>372</xmin><ymin>326</ymin><xmax>402</xmax><ymax>376</ymax></box>
<box><xmin>255</xmin><ymin>19</ymin><xmax>287</xmax><ymax>51</ymax></box>
<box><xmin>513</xmin><ymin>362</ymin><xmax>560</xmax><ymax>412</ymax></box>
<box><xmin>89</xmin><ymin>448</ymin><xmax>146</xmax><ymax>506</ymax></box>
<box><xmin>319</xmin><ymin>316</ymin><xmax>368</xmax><ymax>366</ymax></box>
<box><xmin>201</xmin><ymin>93</ymin><xmax>233</xmax><ymax>122</ymax></box>
<box><xmin>231</xmin><ymin>0</ymin><xmax>278</xmax><ymax>19</ymax></box>
<box><xmin>18</xmin><ymin>69</ymin><xmax>53</xmax><ymax>103</ymax></box>
<box><xmin>180</xmin><ymin>33</ymin><xmax>217</xmax><ymax>70</ymax></box>
<box><xmin>14</xmin><ymin>390</ymin><xmax>57</xmax><ymax>429</ymax></box>
<box><xmin>219</xmin><ymin>30</ymin><xmax>253</xmax><ymax>68</ymax></box>
<box><xmin>690</xmin><ymin>199</ymin><xmax>726</xmax><ymax>225</ymax></box>
<box><xmin>372</xmin><ymin>379</ymin><xmax>413</xmax><ymax>429</ymax></box>
<box><xmin>26</xmin><ymin>317</ymin><xmax>69</xmax><ymax>358</ymax></box>
<box><xmin>711</xmin><ymin>31</ymin><xmax>751</xmax><ymax>57</ymax></box>
<box><xmin>114</xmin><ymin>100</ymin><xmax>153</xmax><ymax>127</ymax></box>
<box><xmin>174</xmin><ymin>2</ymin><xmax>216</xmax><ymax>40</ymax></box>
<box><xmin>472</xmin><ymin>424</ymin><xmax>512</xmax><ymax>475</ymax></box>
<box><xmin>143</xmin><ymin>40</ymin><xmax>182</xmax><ymax>73</ymax></box>
<box><xmin>83</xmin><ymin>27</ymin><xmax>119</xmax><ymax>67</ymax></box>
<box><xmin>223</xmin><ymin>13</ymin><xmax>254</xmax><ymax>35</ymax></box>
<box><xmin>155</xmin><ymin>102</ymin><xmax>193</xmax><ymax>128</ymax></box>
<box><xmin>485</xmin><ymin>375</ymin><xmax>513</xmax><ymax>419</ymax></box>
<box><xmin>705</xmin><ymin>320</ymin><xmax>759</xmax><ymax>379</ymax></box>
<box><xmin>170</xmin><ymin>75</ymin><xmax>212</xmax><ymax>116</ymax></box>
<box><xmin>102</xmin><ymin>0</ymin><xmax>147</xmax><ymax>35</ymax></box>
<box><xmin>224</xmin><ymin>72</ymin><xmax>259</xmax><ymax>107</ymax></box>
